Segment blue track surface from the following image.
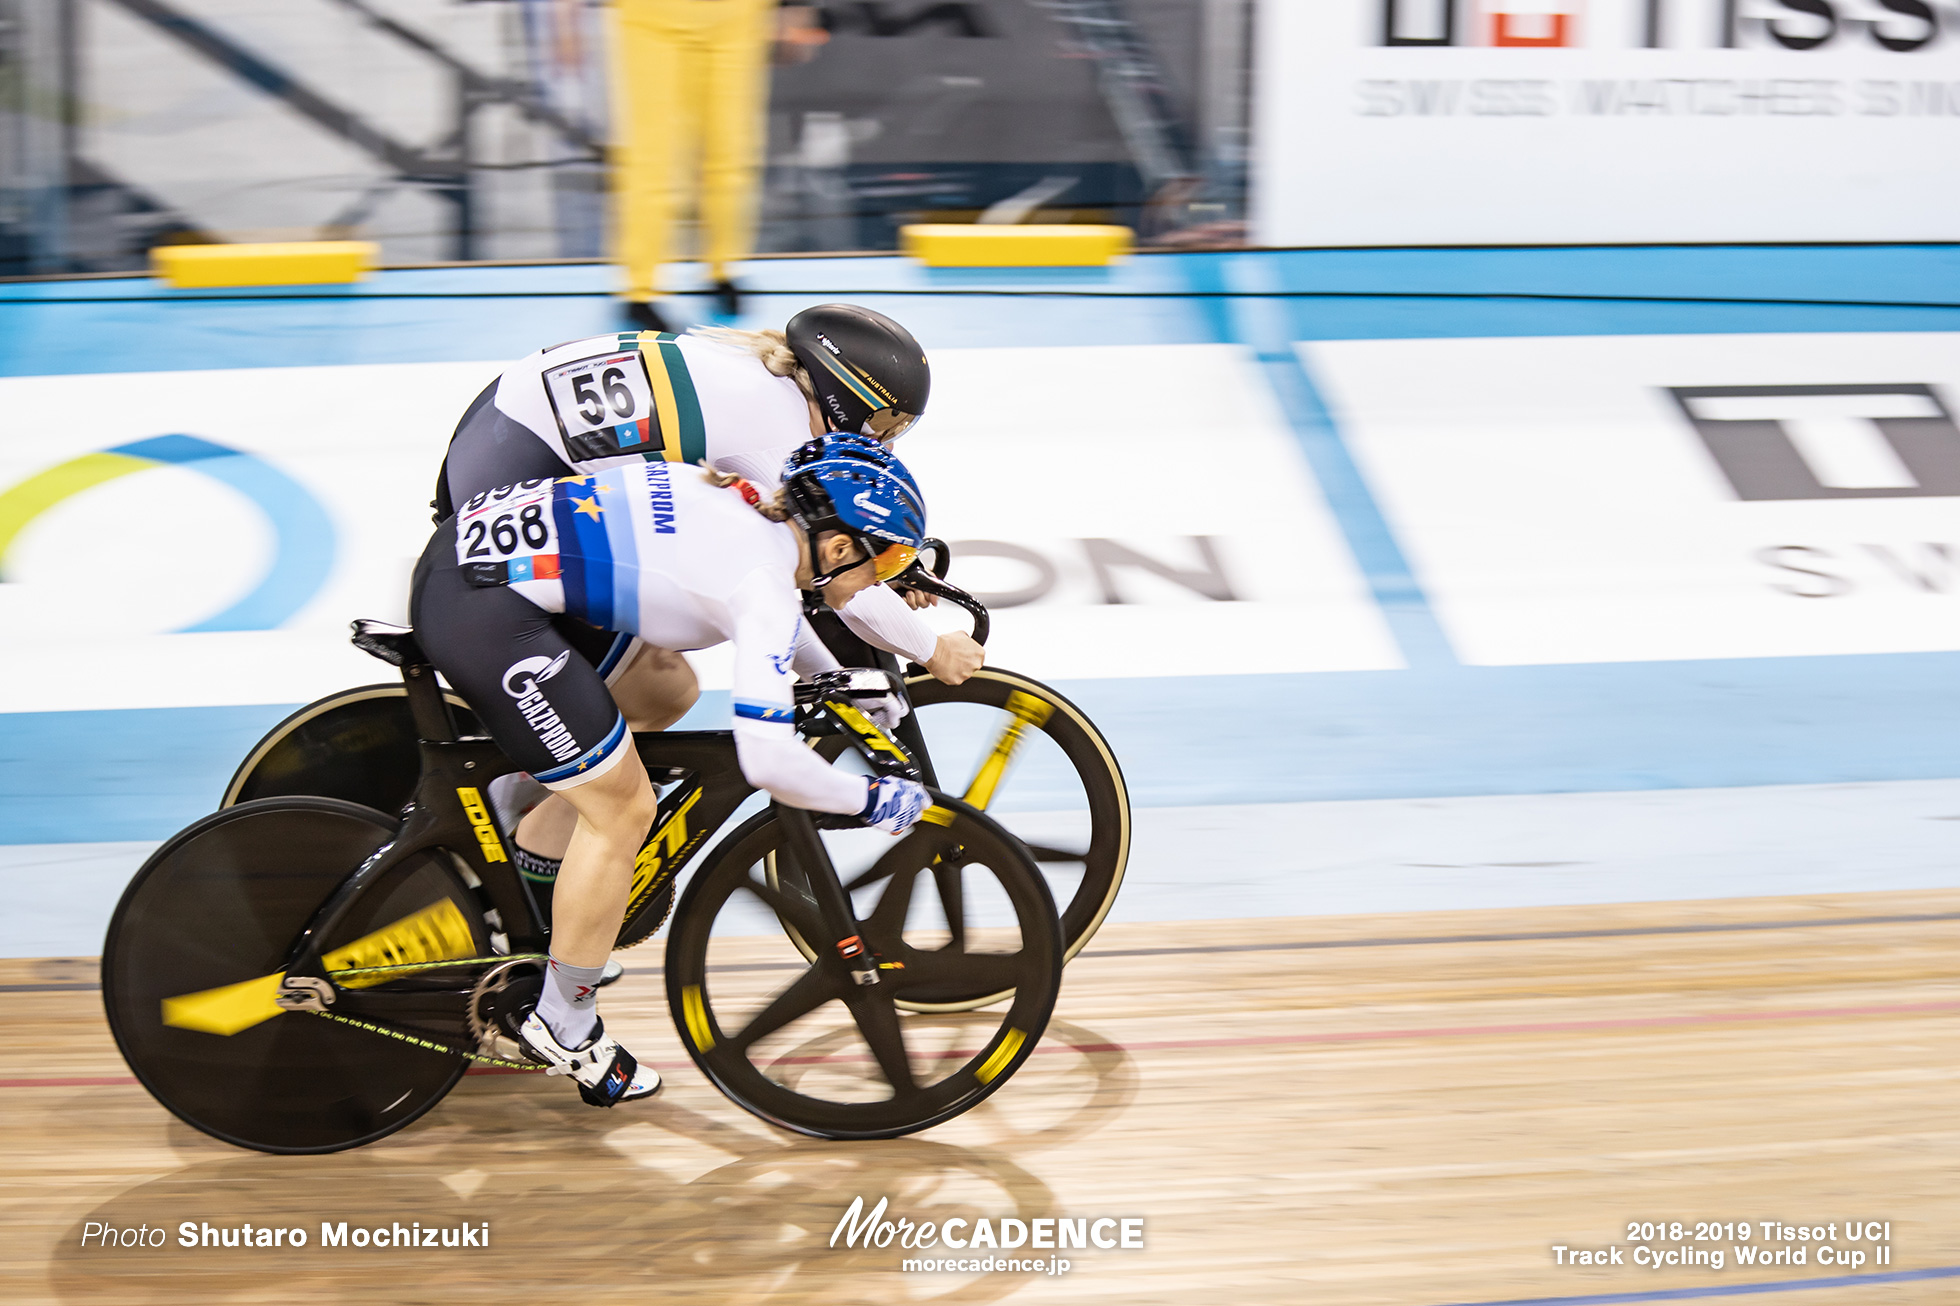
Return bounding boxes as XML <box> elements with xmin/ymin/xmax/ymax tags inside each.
<box><xmin>12</xmin><ymin>650</ymin><xmax>1960</xmax><ymax>842</ymax></box>
<box><xmin>6</xmin><ymin>244</ymin><xmax>1960</xmax><ymax>843</ymax></box>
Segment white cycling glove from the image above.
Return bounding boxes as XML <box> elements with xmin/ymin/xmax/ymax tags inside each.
<box><xmin>861</xmin><ymin>775</ymin><xmax>929</xmax><ymax>835</ymax></box>
<box><xmin>860</xmin><ymin>689</ymin><xmax>909</xmax><ymax>734</ymax></box>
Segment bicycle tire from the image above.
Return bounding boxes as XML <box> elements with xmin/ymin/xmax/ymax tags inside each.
<box><xmin>797</xmin><ymin>667</ymin><xmax>1128</xmax><ymax>1011</ymax></box>
<box><xmin>666</xmin><ymin>794</ymin><xmax>1060</xmax><ymax>1140</ymax></box>
<box><xmin>102</xmin><ymin>798</ymin><xmax>491</xmax><ymax>1155</ymax></box>
<box><xmin>222</xmin><ymin>684</ymin><xmax>482</xmax><ymax>812</ymax></box>
<box><xmin>222</xmin><ymin>684</ymin><xmax>676</xmax><ymax>950</ymax></box>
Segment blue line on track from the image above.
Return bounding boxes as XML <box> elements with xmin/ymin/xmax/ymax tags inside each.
<box><xmin>8</xmin><ymin>246</ymin><xmax>1960</xmax><ymax>377</ymax></box>
<box><xmin>15</xmin><ymin>648</ymin><xmax>1960</xmax><ymax>841</ymax></box>
<box><xmin>1435</xmin><ymin>1263</ymin><xmax>1960</xmax><ymax>1305</ymax></box>
<box><xmin>1183</xmin><ymin>253</ymin><xmax>1457</xmax><ymax>668</ymax></box>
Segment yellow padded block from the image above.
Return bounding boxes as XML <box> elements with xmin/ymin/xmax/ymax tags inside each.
<box><xmin>901</xmin><ymin>224</ymin><xmax>1132</xmax><ymax>268</ymax></box>
<box><xmin>150</xmin><ymin>240</ymin><xmax>376</xmax><ymax>288</ymax></box>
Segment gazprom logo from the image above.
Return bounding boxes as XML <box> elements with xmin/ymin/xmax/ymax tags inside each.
<box><xmin>503</xmin><ymin>651</ymin><xmax>571</xmax><ymax>697</ymax></box>
<box><xmin>0</xmin><ymin>434</ymin><xmax>334</xmax><ymax>632</ymax></box>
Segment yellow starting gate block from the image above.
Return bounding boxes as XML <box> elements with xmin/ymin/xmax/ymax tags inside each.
<box><xmin>900</xmin><ymin>224</ymin><xmax>1132</xmax><ymax>268</ymax></box>
<box><xmin>150</xmin><ymin>240</ymin><xmax>377</xmax><ymax>289</ymax></box>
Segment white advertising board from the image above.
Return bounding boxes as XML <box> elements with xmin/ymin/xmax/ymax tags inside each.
<box><xmin>0</xmin><ymin>343</ymin><xmax>1397</xmax><ymax>713</ymax></box>
<box><xmin>1254</xmin><ymin>0</ymin><xmax>1960</xmax><ymax>245</ymax></box>
<box><xmin>1309</xmin><ymin>331</ymin><xmax>1960</xmax><ymax>664</ymax></box>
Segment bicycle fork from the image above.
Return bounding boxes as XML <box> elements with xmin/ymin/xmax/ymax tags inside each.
<box><xmin>773</xmin><ymin>805</ymin><xmax>882</xmax><ymax>988</ymax></box>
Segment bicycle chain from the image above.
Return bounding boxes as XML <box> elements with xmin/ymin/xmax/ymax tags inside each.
<box><xmin>302</xmin><ymin>953</ymin><xmax>550</xmax><ymax>1073</ymax></box>
<box><xmin>307</xmin><ymin>1009</ymin><xmax>544</xmax><ymax>1072</ymax></box>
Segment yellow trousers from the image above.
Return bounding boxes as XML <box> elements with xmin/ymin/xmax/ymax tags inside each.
<box><xmin>610</xmin><ymin>0</ymin><xmax>774</xmax><ymax>300</ymax></box>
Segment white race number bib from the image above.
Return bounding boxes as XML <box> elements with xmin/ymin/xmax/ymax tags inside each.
<box><xmin>541</xmin><ymin>349</ymin><xmax>662</xmax><ymax>462</ymax></box>
<box><xmin>456</xmin><ymin>479</ymin><xmax>562</xmax><ymax>583</ymax></box>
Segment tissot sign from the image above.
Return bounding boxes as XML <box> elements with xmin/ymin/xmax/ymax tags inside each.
<box><xmin>1254</xmin><ymin>0</ymin><xmax>1960</xmax><ymax>244</ymax></box>
<box><xmin>1309</xmin><ymin>331</ymin><xmax>1960</xmax><ymax>665</ymax></box>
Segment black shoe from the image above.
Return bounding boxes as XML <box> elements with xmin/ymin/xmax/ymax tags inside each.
<box><xmin>623</xmin><ymin>300</ymin><xmax>672</xmax><ymax>333</ymax></box>
<box><xmin>712</xmin><ymin>279</ymin><xmax>741</xmax><ymax>316</ymax></box>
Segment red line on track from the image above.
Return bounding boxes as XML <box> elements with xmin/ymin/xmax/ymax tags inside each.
<box><xmin>7</xmin><ymin>999</ymin><xmax>1958</xmax><ymax>1089</ymax></box>
<box><xmin>1052</xmin><ymin>998</ymin><xmax>1960</xmax><ymax>1057</ymax></box>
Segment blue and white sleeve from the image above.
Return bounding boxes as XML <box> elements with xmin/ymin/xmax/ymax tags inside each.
<box><xmin>728</xmin><ymin>570</ymin><xmax>870</xmax><ymax>815</ymax></box>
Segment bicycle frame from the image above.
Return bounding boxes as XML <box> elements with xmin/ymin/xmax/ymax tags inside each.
<box><xmin>273</xmin><ymin>642</ymin><xmax>914</xmax><ymax>1015</ymax></box>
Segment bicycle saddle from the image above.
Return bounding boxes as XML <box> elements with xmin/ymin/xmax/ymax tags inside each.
<box><xmin>350</xmin><ymin>620</ymin><xmax>427</xmax><ymax>667</ymax></box>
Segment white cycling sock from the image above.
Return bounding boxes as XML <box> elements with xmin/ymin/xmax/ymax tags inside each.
<box><xmin>487</xmin><ymin>772</ymin><xmax>549</xmax><ymax>830</ymax></box>
<box><xmin>536</xmin><ymin>956</ymin><xmax>605</xmax><ymax>1048</ymax></box>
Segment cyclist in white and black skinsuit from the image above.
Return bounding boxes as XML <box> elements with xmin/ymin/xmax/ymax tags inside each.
<box><xmin>411</xmin><ymin>438</ymin><xmax>936</xmax><ymax>1104</ymax></box>
<box><xmin>432</xmin><ymin>304</ymin><xmax>983</xmax><ymax>877</ymax></box>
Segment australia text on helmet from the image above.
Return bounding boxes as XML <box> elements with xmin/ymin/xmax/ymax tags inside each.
<box><xmin>501</xmin><ymin>653</ymin><xmax>582</xmax><ymax>764</ymax></box>
<box><xmin>830</xmin><ymin>1196</ymin><xmax>1145</xmax><ymax>1256</ymax></box>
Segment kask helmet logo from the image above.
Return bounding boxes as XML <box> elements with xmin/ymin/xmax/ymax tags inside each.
<box><xmin>0</xmin><ymin>433</ymin><xmax>335</xmax><ymax>632</ymax></box>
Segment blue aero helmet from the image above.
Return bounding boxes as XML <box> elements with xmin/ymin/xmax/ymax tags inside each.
<box><xmin>781</xmin><ymin>434</ymin><xmax>927</xmax><ymax>589</ymax></box>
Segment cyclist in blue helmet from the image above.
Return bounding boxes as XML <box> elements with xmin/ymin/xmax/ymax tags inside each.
<box><xmin>782</xmin><ymin>433</ymin><xmax>928</xmax><ymax>591</ymax></box>
<box><xmin>409</xmin><ymin>443</ymin><xmax>935</xmax><ymax>1108</ymax></box>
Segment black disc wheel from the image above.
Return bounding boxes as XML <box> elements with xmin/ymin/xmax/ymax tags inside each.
<box><xmin>805</xmin><ymin>667</ymin><xmax>1128</xmax><ymax>1011</ymax></box>
<box><xmin>666</xmin><ymin>794</ymin><xmax>1061</xmax><ymax>1140</ymax></box>
<box><xmin>102</xmin><ymin>798</ymin><xmax>492</xmax><ymax>1154</ymax></box>
<box><xmin>223</xmin><ymin>684</ymin><xmax>481</xmax><ymax>812</ymax></box>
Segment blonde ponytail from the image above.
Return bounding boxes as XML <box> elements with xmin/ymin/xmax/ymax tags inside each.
<box><xmin>687</xmin><ymin>326</ymin><xmax>816</xmax><ymax>403</ymax></box>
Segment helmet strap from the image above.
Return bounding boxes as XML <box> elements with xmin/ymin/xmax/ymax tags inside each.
<box><xmin>794</xmin><ymin>513</ymin><xmax>871</xmax><ymax>590</ymax></box>
<box><xmin>810</xmin><ymin>536</ymin><xmax>874</xmax><ymax>590</ymax></box>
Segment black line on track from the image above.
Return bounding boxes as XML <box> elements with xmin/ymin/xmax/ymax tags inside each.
<box><xmin>7</xmin><ymin>289</ymin><xmax>1960</xmax><ymax>310</ymax></box>
<box><xmin>1080</xmin><ymin>910</ymin><xmax>1960</xmax><ymax>960</ymax></box>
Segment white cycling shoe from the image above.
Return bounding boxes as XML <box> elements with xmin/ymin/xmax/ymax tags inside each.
<box><xmin>517</xmin><ymin>1013</ymin><xmax>661</xmax><ymax>1108</ymax></box>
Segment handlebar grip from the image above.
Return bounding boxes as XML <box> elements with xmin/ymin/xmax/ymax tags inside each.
<box><xmin>893</xmin><ymin>569</ymin><xmax>989</xmax><ymax>647</ymax></box>
<box><xmin>921</xmin><ymin>536</ymin><xmax>952</xmax><ymax>581</ymax></box>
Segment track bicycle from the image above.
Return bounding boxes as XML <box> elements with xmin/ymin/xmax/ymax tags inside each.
<box><xmin>101</xmin><ymin>621</ymin><xmax>1062</xmax><ymax>1154</ymax></box>
<box><xmin>222</xmin><ymin>544</ymin><xmax>1130</xmax><ymax>1009</ymax></box>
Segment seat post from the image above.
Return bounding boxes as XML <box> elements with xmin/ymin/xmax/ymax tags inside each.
<box><xmin>400</xmin><ymin>659</ymin><xmax>458</xmax><ymax>744</ymax></box>
<box><xmin>350</xmin><ymin>620</ymin><xmax>458</xmax><ymax>744</ymax></box>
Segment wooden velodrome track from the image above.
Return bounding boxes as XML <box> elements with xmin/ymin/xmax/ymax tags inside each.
<box><xmin>4</xmin><ymin>887</ymin><xmax>1959</xmax><ymax>1305</ymax></box>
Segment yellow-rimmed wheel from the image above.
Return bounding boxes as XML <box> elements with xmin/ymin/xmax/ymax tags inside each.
<box><xmin>668</xmin><ymin>794</ymin><xmax>1060</xmax><ymax>1139</ymax></box>
<box><xmin>786</xmin><ymin>667</ymin><xmax>1128</xmax><ymax>1011</ymax></box>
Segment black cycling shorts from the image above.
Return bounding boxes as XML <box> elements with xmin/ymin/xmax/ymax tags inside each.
<box><xmin>432</xmin><ymin>378</ymin><xmax>632</xmax><ymax>678</ymax></box>
<box><xmin>411</xmin><ymin>519</ymin><xmax>630</xmax><ymax>789</ymax></box>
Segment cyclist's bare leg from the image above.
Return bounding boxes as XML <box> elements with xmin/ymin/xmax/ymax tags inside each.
<box><xmin>547</xmin><ymin>753</ymin><xmax>658</xmax><ymax>970</ymax></box>
<box><xmin>514</xmin><ymin>645</ymin><xmax>699</xmax><ymax>858</ymax></box>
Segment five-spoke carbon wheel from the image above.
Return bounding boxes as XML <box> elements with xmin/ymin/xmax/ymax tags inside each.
<box><xmin>806</xmin><ymin>667</ymin><xmax>1128</xmax><ymax>1010</ymax></box>
<box><xmin>102</xmin><ymin>798</ymin><xmax>489</xmax><ymax>1154</ymax></box>
<box><xmin>666</xmin><ymin>794</ymin><xmax>1061</xmax><ymax>1139</ymax></box>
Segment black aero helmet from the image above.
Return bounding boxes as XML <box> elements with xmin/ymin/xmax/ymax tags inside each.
<box><xmin>785</xmin><ymin>304</ymin><xmax>930</xmax><ymax>440</ymax></box>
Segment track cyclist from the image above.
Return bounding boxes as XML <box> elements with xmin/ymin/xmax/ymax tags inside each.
<box><xmin>431</xmin><ymin>304</ymin><xmax>981</xmax><ymax>881</ymax></box>
<box><xmin>410</xmin><ymin>437</ymin><xmax>936</xmax><ymax>1105</ymax></box>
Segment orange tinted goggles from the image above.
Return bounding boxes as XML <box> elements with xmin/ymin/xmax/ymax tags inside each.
<box><xmin>870</xmin><ymin>542</ymin><xmax>919</xmax><ymax>582</ymax></box>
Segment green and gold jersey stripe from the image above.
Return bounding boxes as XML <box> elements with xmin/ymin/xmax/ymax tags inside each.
<box><xmin>636</xmin><ymin>331</ymin><xmax>707</xmax><ymax>465</ymax></box>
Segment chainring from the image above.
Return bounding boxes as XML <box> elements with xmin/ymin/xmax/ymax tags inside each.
<box><xmin>466</xmin><ymin>956</ymin><xmax>547</xmax><ymax>1059</ymax></box>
